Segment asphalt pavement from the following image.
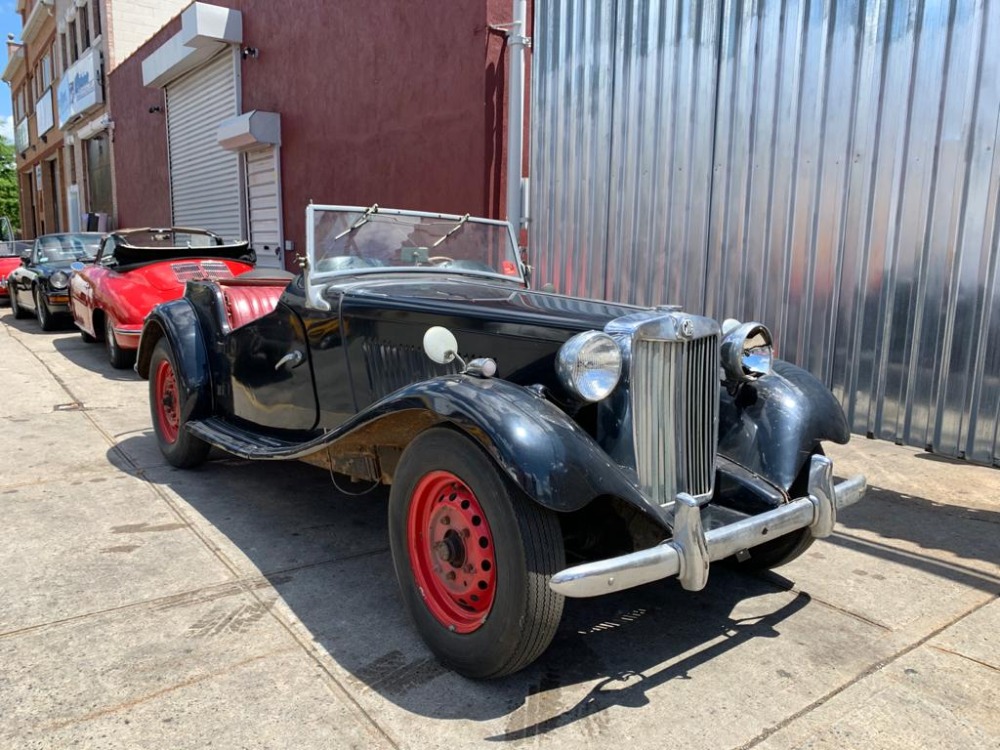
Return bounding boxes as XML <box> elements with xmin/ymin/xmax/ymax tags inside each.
<box><xmin>1</xmin><ymin>309</ymin><xmax>997</xmax><ymax>749</ymax></box>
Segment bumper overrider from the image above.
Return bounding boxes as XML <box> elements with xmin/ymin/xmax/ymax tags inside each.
<box><xmin>549</xmin><ymin>454</ymin><xmax>867</xmax><ymax>597</ymax></box>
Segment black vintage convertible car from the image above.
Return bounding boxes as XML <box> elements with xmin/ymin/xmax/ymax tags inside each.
<box><xmin>137</xmin><ymin>205</ymin><xmax>867</xmax><ymax>678</ymax></box>
<box><xmin>8</xmin><ymin>232</ymin><xmax>103</xmax><ymax>330</ymax></box>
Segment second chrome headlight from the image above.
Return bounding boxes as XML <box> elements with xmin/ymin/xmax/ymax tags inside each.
<box><xmin>49</xmin><ymin>271</ymin><xmax>69</xmax><ymax>290</ymax></box>
<box><xmin>556</xmin><ymin>331</ymin><xmax>622</xmax><ymax>402</ymax></box>
<box><xmin>721</xmin><ymin>321</ymin><xmax>773</xmax><ymax>381</ymax></box>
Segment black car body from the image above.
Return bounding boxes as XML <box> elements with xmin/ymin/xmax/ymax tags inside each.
<box><xmin>7</xmin><ymin>233</ymin><xmax>103</xmax><ymax>330</ymax></box>
<box><xmin>137</xmin><ymin>205</ymin><xmax>867</xmax><ymax>678</ymax></box>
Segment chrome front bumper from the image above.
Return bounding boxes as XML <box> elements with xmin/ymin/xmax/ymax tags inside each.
<box><xmin>549</xmin><ymin>455</ymin><xmax>867</xmax><ymax>597</ymax></box>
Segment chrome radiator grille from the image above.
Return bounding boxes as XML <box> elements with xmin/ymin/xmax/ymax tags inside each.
<box><xmin>631</xmin><ymin>334</ymin><xmax>719</xmax><ymax>506</ymax></box>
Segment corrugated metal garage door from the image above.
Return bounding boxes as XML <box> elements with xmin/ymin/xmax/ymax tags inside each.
<box><xmin>245</xmin><ymin>146</ymin><xmax>283</xmax><ymax>269</ymax></box>
<box><xmin>165</xmin><ymin>51</ymin><xmax>243</xmax><ymax>241</ymax></box>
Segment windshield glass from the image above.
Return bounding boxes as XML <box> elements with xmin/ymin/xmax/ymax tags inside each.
<box><xmin>35</xmin><ymin>233</ymin><xmax>102</xmax><ymax>262</ymax></box>
<box><xmin>118</xmin><ymin>229</ymin><xmax>223</xmax><ymax>248</ymax></box>
<box><xmin>309</xmin><ymin>207</ymin><xmax>523</xmax><ymax>282</ymax></box>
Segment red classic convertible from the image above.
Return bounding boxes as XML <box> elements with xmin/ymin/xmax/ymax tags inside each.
<box><xmin>69</xmin><ymin>228</ymin><xmax>256</xmax><ymax>368</ymax></box>
<box><xmin>0</xmin><ymin>250</ymin><xmax>21</xmax><ymax>302</ymax></box>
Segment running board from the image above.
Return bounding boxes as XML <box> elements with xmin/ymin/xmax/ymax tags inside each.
<box><xmin>187</xmin><ymin>417</ymin><xmax>327</xmax><ymax>460</ymax></box>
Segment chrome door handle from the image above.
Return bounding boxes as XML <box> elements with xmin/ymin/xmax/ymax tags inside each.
<box><xmin>275</xmin><ymin>350</ymin><xmax>305</xmax><ymax>370</ymax></box>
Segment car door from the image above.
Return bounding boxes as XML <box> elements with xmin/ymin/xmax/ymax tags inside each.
<box><xmin>20</xmin><ymin>242</ymin><xmax>42</xmax><ymax>311</ymax></box>
<box><xmin>226</xmin><ymin>295</ymin><xmax>319</xmax><ymax>432</ymax></box>
<box><xmin>8</xmin><ymin>246</ymin><xmax>31</xmax><ymax>306</ymax></box>
<box><xmin>70</xmin><ymin>237</ymin><xmax>112</xmax><ymax>335</ymax></box>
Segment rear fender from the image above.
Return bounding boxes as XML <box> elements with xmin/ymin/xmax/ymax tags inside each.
<box><xmin>136</xmin><ymin>298</ymin><xmax>212</xmax><ymax>423</ymax></box>
<box><xmin>719</xmin><ymin>360</ymin><xmax>850</xmax><ymax>491</ymax></box>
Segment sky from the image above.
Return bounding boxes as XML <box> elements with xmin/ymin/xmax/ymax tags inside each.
<box><xmin>0</xmin><ymin>1</ymin><xmax>21</xmax><ymax>142</ymax></box>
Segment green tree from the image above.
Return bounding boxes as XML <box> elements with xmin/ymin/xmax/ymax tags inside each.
<box><xmin>0</xmin><ymin>134</ymin><xmax>20</xmax><ymax>235</ymax></box>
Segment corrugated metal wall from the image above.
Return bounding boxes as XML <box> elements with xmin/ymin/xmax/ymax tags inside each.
<box><xmin>531</xmin><ymin>0</ymin><xmax>1000</xmax><ymax>466</ymax></box>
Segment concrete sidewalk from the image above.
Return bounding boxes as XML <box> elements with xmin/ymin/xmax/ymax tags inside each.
<box><xmin>0</xmin><ymin>312</ymin><xmax>997</xmax><ymax>749</ymax></box>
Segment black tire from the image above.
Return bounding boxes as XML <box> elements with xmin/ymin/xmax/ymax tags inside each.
<box><xmin>80</xmin><ymin>328</ymin><xmax>98</xmax><ymax>343</ymax></box>
<box><xmin>148</xmin><ymin>338</ymin><xmax>210</xmax><ymax>468</ymax></box>
<box><xmin>389</xmin><ymin>427</ymin><xmax>565</xmax><ymax>679</ymax></box>
<box><xmin>105</xmin><ymin>315</ymin><xmax>136</xmax><ymax>369</ymax></box>
<box><xmin>34</xmin><ymin>288</ymin><xmax>55</xmax><ymax>331</ymax></box>
<box><xmin>9</xmin><ymin>287</ymin><xmax>28</xmax><ymax>319</ymax></box>
<box><xmin>733</xmin><ymin>449</ymin><xmax>822</xmax><ymax>570</ymax></box>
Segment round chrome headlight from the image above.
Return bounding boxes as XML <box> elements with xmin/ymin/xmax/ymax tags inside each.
<box><xmin>556</xmin><ymin>331</ymin><xmax>622</xmax><ymax>402</ymax></box>
<box><xmin>49</xmin><ymin>271</ymin><xmax>69</xmax><ymax>290</ymax></box>
<box><xmin>721</xmin><ymin>321</ymin><xmax>773</xmax><ymax>381</ymax></box>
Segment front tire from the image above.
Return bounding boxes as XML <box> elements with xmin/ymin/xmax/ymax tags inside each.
<box><xmin>105</xmin><ymin>315</ymin><xmax>135</xmax><ymax>369</ymax></box>
<box><xmin>149</xmin><ymin>338</ymin><xmax>210</xmax><ymax>468</ymax></box>
<box><xmin>34</xmin><ymin>288</ymin><xmax>55</xmax><ymax>331</ymax></box>
<box><xmin>733</xmin><ymin>448</ymin><xmax>822</xmax><ymax>570</ymax></box>
<box><xmin>389</xmin><ymin>427</ymin><xmax>565</xmax><ymax>679</ymax></box>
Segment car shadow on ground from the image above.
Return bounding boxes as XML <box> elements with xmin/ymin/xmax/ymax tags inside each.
<box><xmin>50</xmin><ymin>330</ymin><xmax>139</xmax><ymax>381</ymax></box>
<box><xmin>831</xmin><ymin>485</ymin><xmax>999</xmax><ymax>595</ymax></box>
<box><xmin>109</xmin><ymin>433</ymin><xmax>856</xmax><ymax>734</ymax></box>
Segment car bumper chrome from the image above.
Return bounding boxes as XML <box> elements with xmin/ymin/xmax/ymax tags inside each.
<box><xmin>549</xmin><ymin>454</ymin><xmax>867</xmax><ymax>597</ymax></box>
<box><xmin>112</xmin><ymin>326</ymin><xmax>143</xmax><ymax>349</ymax></box>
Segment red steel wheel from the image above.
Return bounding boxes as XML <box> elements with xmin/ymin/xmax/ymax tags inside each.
<box><xmin>154</xmin><ymin>356</ymin><xmax>180</xmax><ymax>445</ymax></box>
<box><xmin>148</xmin><ymin>338</ymin><xmax>210</xmax><ymax>468</ymax></box>
<box><xmin>389</xmin><ymin>427</ymin><xmax>565</xmax><ymax>678</ymax></box>
<box><xmin>407</xmin><ymin>471</ymin><xmax>497</xmax><ymax>633</ymax></box>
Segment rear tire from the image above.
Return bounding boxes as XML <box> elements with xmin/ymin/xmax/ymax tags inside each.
<box><xmin>149</xmin><ymin>338</ymin><xmax>210</xmax><ymax>468</ymax></box>
<box><xmin>105</xmin><ymin>315</ymin><xmax>135</xmax><ymax>369</ymax></box>
<box><xmin>389</xmin><ymin>427</ymin><xmax>565</xmax><ymax>678</ymax></box>
<box><xmin>9</xmin><ymin>288</ymin><xmax>27</xmax><ymax>319</ymax></box>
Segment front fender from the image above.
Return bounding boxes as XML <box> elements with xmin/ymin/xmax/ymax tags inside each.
<box><xmin>718</xmin><ymin>359</ymin><xmax>850</xmax><ymax>491</ymax></box>
<box><xmin>137</xmin><ymin>298</ymin><xmax>212</xmax><ymax>423</ymax></box>
<box><xmin>339</xmin><ymin>377</ymin><xmax>665</xmax><ymax>525</ymax></box>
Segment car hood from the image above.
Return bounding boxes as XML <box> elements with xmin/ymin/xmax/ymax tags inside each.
<box><xmin>336</xmin><ymin>275</ymin><xmax>644</xmax><ymax>333</ymax></box>
<box><xmin>33</xmin><ymin>261</ymin><xmax>81</xmax><ymax>277</ymax></box>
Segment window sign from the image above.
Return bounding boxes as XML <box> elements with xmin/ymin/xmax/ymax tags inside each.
<box><xmin>57</xmin><ymin>47</ymin><xmax>103</xmax><ymax>129</ymax></box>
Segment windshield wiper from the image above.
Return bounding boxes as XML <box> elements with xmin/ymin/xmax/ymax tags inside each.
<box><xmin>431</xmin><ymin>214</ymin><xmax>470</xmax><ymax>248</ymax></box>
<box><xmin>334</xmin><ymin>203</ymin><xmax>380</xmax><ymax>241</ymax></box>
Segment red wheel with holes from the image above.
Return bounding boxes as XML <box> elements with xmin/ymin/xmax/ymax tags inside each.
<box><xmin>149</xmin><ymin>338</ymin><xmax>209</xmax><ymax>468</ymax></box>
<box><xmin>389</xmin><ymin>427</ymin><xmax>565</xmax><ymax>678</ymax></box>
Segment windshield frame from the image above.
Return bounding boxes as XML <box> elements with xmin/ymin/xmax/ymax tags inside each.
<box><xmin>304</xmin><ymin>204</ymin><xmax>524</xmax><ymax>311</ymax></box>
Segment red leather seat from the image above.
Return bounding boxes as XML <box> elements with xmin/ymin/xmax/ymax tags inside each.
<box><xmin>220</xmin><ymin>283</ymin><xmax>286</xmax><ymax>330</ymax></box>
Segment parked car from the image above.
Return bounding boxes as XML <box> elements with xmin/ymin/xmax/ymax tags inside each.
<box><xmin>7</xmin><ymin>233</ymin><xmax>103</xmax><ymax>330</ymax></box>
<box><xmin>69</xmin><ymin>227</ymin><xmax>256</xmax><ymax>368</ymax></box>
<box><xmin>136</xmin><ymin>204</ymin><xmax>867</xmax><ymax>678</ymax></box>
<box><xmin>0</xmin><ymin>243</ymin><xmax>25</xmax><ymax>304</ymax></box>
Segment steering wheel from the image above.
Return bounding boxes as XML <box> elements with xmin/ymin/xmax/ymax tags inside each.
<box><xmin>427</xmin><ymin>256</ymin><xmax>455</xmax><ymax>265</ymax></box>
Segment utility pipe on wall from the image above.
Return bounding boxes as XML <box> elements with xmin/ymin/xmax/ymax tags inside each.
<box><xmin>505</xmin><ymin>0</ymin><xmax>528</xmax><ymax>239</ymax></box>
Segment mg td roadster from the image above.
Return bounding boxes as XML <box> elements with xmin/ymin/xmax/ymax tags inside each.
<box><xmin>137</xmin><ymin>204</ymin><xmax>867</xmax><ymax>678</ymax></box>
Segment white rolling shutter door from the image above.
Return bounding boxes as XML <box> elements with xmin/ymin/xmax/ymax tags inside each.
<box><xmin>165</xmin><ymin>51</ymin><xmax>243</xmax><ymax>241</ymax></box>
<box><xmin>245</xmin><ymin>146</ymin><xmax>282</xmax><ymax>269</ymax></box>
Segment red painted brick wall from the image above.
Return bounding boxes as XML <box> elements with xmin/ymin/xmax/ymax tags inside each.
<box><xmin>108</xmin><ymin>0</ymin><xmax>517</xmax><ymax>261</ymax></box>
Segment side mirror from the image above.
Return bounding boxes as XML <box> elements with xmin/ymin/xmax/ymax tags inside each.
<box><xmin>70</xmin><ymin>261</ymin><xmax>86</xmax><ymax>272</ymax></box>
<box><xmin>423</xmin><ymin>326</ymin><xmax>460</xmax><ymax>365</ymax></box>
<box><xmin>19</xmin><ymin>249</ymin><xmax>30</xmax><ymax>266</ymax></box>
